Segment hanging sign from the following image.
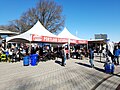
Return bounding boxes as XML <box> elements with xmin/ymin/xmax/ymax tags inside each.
<box><xmin>77</xmin><ymin>40</ymin><xmax>88</xmax><ymax>44</ymax></box>
<box><xmin>42</xmin><ymin>36</ymin><xmax>58</xmax><ymax>42</ymax></box>
<box><xmin>32</xmin><ymin>34</ymin><xmax>42</xmax><ymax>41</ymax></box>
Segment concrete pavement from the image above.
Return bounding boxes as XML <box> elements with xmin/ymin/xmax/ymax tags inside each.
<box><xmin>0</xmin><ymin>57</ymin><xmax>120</xmax><ymax>90</ymax></box>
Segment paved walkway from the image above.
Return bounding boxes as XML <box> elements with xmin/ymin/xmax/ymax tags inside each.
<box><xmin>0</xmin><ymin>57</ymin><xmax>120</xmax><ymax>90</ymax></box>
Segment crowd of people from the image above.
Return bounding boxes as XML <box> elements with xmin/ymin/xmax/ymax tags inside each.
<box><xmin>0</xmin><ymin>43</ymin><xmax>120</xmax><ymax>72</ymax></box>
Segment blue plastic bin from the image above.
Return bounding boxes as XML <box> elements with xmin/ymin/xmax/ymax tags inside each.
<box><xmin>30</xmin><ymin>54</ymin><xmax>38</xmax><ymax>66</ymax></box>
<box><xmin>23</xmin><ymin>56</ymin><xmax>29</xmax><ymax>66</ymax></box>
<box><xmin>105</xmin><ymin>63</ymin><xmax>114</xmax><ymax>74</ymax></box>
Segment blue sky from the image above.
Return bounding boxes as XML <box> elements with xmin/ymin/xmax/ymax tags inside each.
<box><xmin>0</xmin><ymin>0</ymin><xmax>120</xmax><ymax>42</ymax></box>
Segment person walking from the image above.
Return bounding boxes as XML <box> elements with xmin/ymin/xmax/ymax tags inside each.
<box><xmin>63</xmin><ymin>47</ymin><xmax>66</xmax><ymax>65</ymax></box>
<box><xmin>61</xmin><ymin>47</ymin><xmax>66</xmax><ymax>66</ymax></box>
<box><xmin>89</xmin><ymin>48</ymin><xmax>94</xmax><ymax>68</ymax></box>
<box><xmin>114</xmin><ymin>46</ymin><xmax>120</xmax><ymax>65</ymax></box>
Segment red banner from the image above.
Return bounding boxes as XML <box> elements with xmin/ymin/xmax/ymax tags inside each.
<box><xmin>57</xmin><ymin>38</ymin><xmax>68</xmax><ymax>43</ymax></box>
<box><xmin>32</xmin><ymin>34</ymin><xmax>88</xmax><ymax>44</ymax></box>
<box><xmin>32</xmin><ymin>34</ymin><xmax>42</xmax><ymax>41</ymax></box>
<box><xmin>70</xmin><ymin>39</ymin><xmax>77</xmax><ymax>44</ymax></box>
<box><xmin>77</xmin><ymin>40</ymin><xmax>88</xmax><ymax>44</ymax></box>
<box><xmin>42</xmin><ymin>36</ymin><xmax>58</xmax><ymax>42</ymax></box>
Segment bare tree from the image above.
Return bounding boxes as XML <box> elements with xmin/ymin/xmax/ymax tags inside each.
<box><xmin>0</xmin><ymin>24</ymin><xmax>18</xmax><ymax>32</ymax></box>
<box><xmin>0</xmin><ymin>25</ymin><xmax>5</xmax><ymax>29</ymax></box>
<box><xmin>9</xmin><ymin>0</ymin><xmax>65</xmax><ymax>33</ymax></box>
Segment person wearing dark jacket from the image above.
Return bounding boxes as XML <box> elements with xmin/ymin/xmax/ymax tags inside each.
<box><xmin>89</xmin><ymin>48</ymin><xmax>94</xmax><ymax>68</ymax></box>
<box><xmin>114</xmin><ymin>46</ymin><xmax>120</xmax><ymax>65</ymax></box>
<box><xmin>61</xmin><ymin>47</ymin><xmax>66</xmax><ymax>66</ymax></box>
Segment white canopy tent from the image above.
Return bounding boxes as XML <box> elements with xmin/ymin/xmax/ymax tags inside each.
<box><xmin>58</xmin><ymin>27</ymin><xmax>88</xmax><ymax>59</ymax></box>
<box><xmin>58</xmin><ymin>27</ymin><xmax>80</xmax><ymax>40</ymax></box>
<box><xmin>58</xmin><ymin>27</ymin><xmax>88</xmax><ymax>44</ymax></box>
<box><xmin>6</xmin><ymin>21</ymin><xmax>57</xmax><ymax>43</ymax></box>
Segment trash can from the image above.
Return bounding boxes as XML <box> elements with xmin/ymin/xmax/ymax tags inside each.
<box><xmin>23</xmin><ymin>56</ymin><xmax>29</xmax><ymax>66</ymax></box>
<box><xmin>30</xmin><ymin>54</ymin><xmax>38</xmax><ymax>66</ymax></box>
<box><xmin>105</xmin><ymin>63</ymin><xmax>114</xmax><ymax>74</ymax></box>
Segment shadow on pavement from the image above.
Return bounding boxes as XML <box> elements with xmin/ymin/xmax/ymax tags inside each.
<box><xmin>55</xmin><ymin>60</ymin><xmax>61</xmax><ymax>65</ymax></box>
<box><xmin>75</xmin><ymin>62</ymin><xmax>105</xmax><ymax>73</ymax></box>
<box><xmin>113</xmin><ymin>74</ymin><xmax>120</xmax><ymax>77</ymax></box>
<box><xmin>94</xmin><ymin>66</ymin><xmax>105</xmax><ymax>73</ymax></box>
<box><xmin>94</xmin><ymin>60</ymin><xmax>105</xmax><ymax>63</ymax></box>
<box><xmin>75</xmin><ymin>62</ymin><xmax>91</xmax><ymax>68</ymax></box>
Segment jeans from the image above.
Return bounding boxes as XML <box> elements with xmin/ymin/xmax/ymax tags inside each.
<box><xmin>114</xmin><ymin>56</ymin><xmax>119</xmax><ymax>65</ymax></box>
<box><xmin>89</xmin><ymin>59</ymin><xmax>94</xmax><ymax>67</ymax></box>
<box><xmin>64</xmin><ymin>56</ymin><xmax>66</xmax><ymax>65</ymax></box>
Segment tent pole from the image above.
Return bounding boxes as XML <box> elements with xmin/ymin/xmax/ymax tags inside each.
<box><xmin>68</xmin><ymin>39</ymin><xmax>70</xmax><ymax>59</ymax></box>
<box><xmin>30</xmin><ymin>34</ymin><xmax>32</xmax><ymax>55</ymax></box>
<box><xmin>42</xmin><ymin>42</ymin><xmax>44</xmax><ymax>61</ymax></box>
<box><xmin>29</xmin><ymin>41</ymin><xmax>31</xmax><ymax>55</ymax></box>
<box><xmin>87</xmin><ymin>43</ymin><xmax>88</xmax><ymax>50</ymax></box>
